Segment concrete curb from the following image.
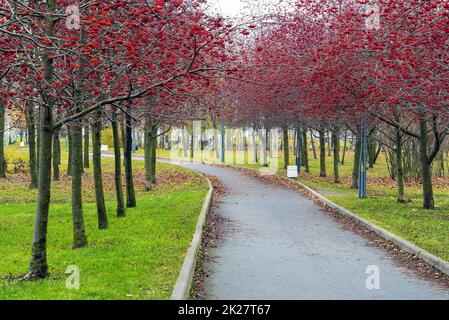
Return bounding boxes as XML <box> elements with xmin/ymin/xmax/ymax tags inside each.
<box><xmin>293</xmin><ymin>179</ymin><xmax>449</xmax><ymax>277</ymax></box>
<box><xmin>171</xmin><ymin>176</ymin><xmax>214</xmax><ymax>300</ymax></box>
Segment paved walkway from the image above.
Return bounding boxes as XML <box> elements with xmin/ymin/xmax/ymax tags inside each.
<box><xmin>177</xmin><ymin>162</ymin><xmax>449</xmax><ymax>300</ymax></box>
<box><xmin>110</xmin><ymin>153</ymin><xmax>449</xmax><ymax>300</ymax></box>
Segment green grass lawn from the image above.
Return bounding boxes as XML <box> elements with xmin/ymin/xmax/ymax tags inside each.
<box><xmin>0</xmin><ymin>144</ymin><xmax>208</xmax><ymax>300</ymax></box>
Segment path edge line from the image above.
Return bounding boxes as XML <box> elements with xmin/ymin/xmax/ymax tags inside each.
<box><xmin>293</xmin><ymin>179</ymin><xmax>449</xmax><ymax>277</ymax></box>
<box><xmin>170</xmin><ymin>175</ymin><xmax>213</xmax><ymax>300</ymax></box>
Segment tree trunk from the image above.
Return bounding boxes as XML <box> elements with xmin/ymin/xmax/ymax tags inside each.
<box><xmin>83</xmin><ymin>123</ymin><xmax>90</xmax><ymax>169</ymax></box>
<box><xmin>319</xmin><ymin>128</ymin><xmax>327</xmax><ymax>177</ymax></box>
<box><xmin>395</xmin><ymin>130</ymin><xmax>406</xmax><ymax>203</ymax></box>
<box><xmin>351</xmin><ymin>134</ymin><xmax>361</xmax><ymax>189</ymax></box>
<box><xmin>27</xmin><ymin>13</ymin><xmax>56</xmax><ymax>279</ymax></box>
<box><xmin>124</xmin><ymin>114</ymin><xmax>136</xmax><ymax>208</ymax></box>
<box><xmin>67</xmin><ymin>127</ymin><xmax>73</xmax><ymax>176</ymax></box>
<box><xmin>52</xmin><ymin>127</ymin><xmax>61</xmax><ymax>181</ymax></box>
<box><xmin>144</xmin><ymin>117</ymin><xmax>158</xmax><ymax>191</ymax></box>
<box><xmin>28</xmin><ymin>103</ymin><xmax>53</xmax><ymax>279</ymax></box>
<box><xmin>332</xmin><ymin>130</ymin><xmax>340</xmax><ymax>183</ymax></box>
<box><xmin>182</xmin><ymin>126</ymin><xmax>189</xmax><ymax>158</ymax></box>
<box><xmin>283</xmin><ymin>126</ymin><xmax>289</xmax><ymax>169</ymax></box>
<box><xmin>0</xmin><ymin>101</ymin><xmax>6</xmax><ymax>178</ymax></box>
<box><xmin>341</xmin><ymin>131</ymin><xmax>347</xmax><ymax>165</ymax></box>
<box><xmin>252</xmin><ymin>129</ymin><xmax>257</xmax><ymax>164</ymax></box>
<box><xmin>213</xmin><ymin>119</ymin><xmax>220</xmax><ymax>160</ymax></box>
<box><xmin>120</xmin><ymin>120</ymin><xmax>126</xmax><ymax>167</ymax></box>
<box><xmin>36</xmin><ymin>117</ymin><xmax>40</xmax><ymax>171</ymax></box>
<box><xmin>419</xmin><ymin>119</ymin><xmax>435</xmax><ymax>209</ymax></box>
<box><xmin>190</xmin><ymin>129</ymin><xmax>194</xmax><ymax>160</ymax></box>
<box><xmin>92</xmin><ymin>110</ymin><xmax>108</xmax><ymax>229</ymax></box>
<box><xmin>310</xmin><ymin>129</ymin><xmax>317</xmax><ymax>159</ymax></box>
<box><xmin>112</xmin><ymin>109</ymin><xmax>125</xmax><ymax>217</ymax></box>
<box><xmin>368</xmin><ymin>136</ymin><xmax>376</xmax><ymax>169</ymax></box>
<box><xmin>261</xmin><ymin>129</ymin><xmax>268</xmax><ymax>166</ymax></box>
<box><xmin>302</xmin><ymin>127</ymin><xmax>310</xmax><ymax>173</ymax></box>
<box><xmin>26</xmin><ymin>106</ymin><xmax>38</xmax><ymax>188</ymax></box>
<box><xmin>71</xmin><ymin>117</ymin><xmax>88</xmax><ymax>248</ymax></box>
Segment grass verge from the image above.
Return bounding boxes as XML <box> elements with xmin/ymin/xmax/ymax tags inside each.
<box><xmin>0</xmin><ymin>145</ymin><xmax>208</xmax><ymax>300</ymax></box>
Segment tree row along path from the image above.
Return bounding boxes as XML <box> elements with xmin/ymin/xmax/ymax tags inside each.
<box><xmin>127</xmin><ymin>155</ymin><xmax>449</xmax><ymax>299</ymax></box>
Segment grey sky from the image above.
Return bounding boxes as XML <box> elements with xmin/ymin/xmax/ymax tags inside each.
<box><xmin>213</xmin><ymin>0</ymin><xmax>242</xmax><ymax>17</ymax></box>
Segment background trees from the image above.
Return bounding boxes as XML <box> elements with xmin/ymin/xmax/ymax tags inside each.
<box><xmin>225</xmin><ymin>0</ymin><xmax>449</xmax><ymax>209</ymax></box>
<box><xmin>0</xmin><ymin>0</ymin><xmax>236</xmax><ymax>279</ymax></box>
<box><xmin>1</xmin><ymin>0</ymin><xmax>448</xmax><ymax>282</ymax></box>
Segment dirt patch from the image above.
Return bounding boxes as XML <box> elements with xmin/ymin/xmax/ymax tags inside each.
<box><xmin>228</xmin><ymin>165</ymin><xmax>449</xmax><ymax>291</ymax></box>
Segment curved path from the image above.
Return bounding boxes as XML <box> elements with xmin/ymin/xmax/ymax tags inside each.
<box><xmin>109</xmin><ymin>153</ymin><xmax>449</xmax><ymax>299</ymax></box>
<box><xmin>177</xmin><ymin>162</ymin><xmax>449</xmax><ymax>300</ymax></box>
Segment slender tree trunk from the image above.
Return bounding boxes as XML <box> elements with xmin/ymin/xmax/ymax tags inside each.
<box><xmin>283</xmin><ymin>126</ymin><xmax>289</xmax><ymax>169</ymax></box>
<box><xmin>252</xmin><ymin>128</ymin><xmax>257</xmax><ymax>164</ymax></box>
<box><xmin>310</xmin><ymin>129</ymin><xmax>317</xmax><ymax>159</ymax></box>
<box><xmin>341</xmin><ymin>131</ymin><xmax>347</xmax><ymax>165</ymax></box>
<box><xmin>92</xmin><ymin>110</ymin><xmax>108</xmax><ymax>229</ymax></box>
<box><xmin>124</xmin><ymin>114</ymin><xmax>136</xmax><ymax>208</ymax></box>
<box><xmin>144</xmin><ymin>117</ymin><xmax>158</xmax><ymax>191</ymax></box>
<box><xmin>28</xmin><ymin>103</ymin><xmax>53</xmax><ymax>279</ymax></box>
<box><xmin>71</xmin><ymin>117</ymin><xmax>88</xmax><ymax>247</ymax></box>
<box><xmin>27</xmin><ymin>11</ymin><xmax>56</xmax><ymax>279</ymax></box>
<box><xmin>368</xmin><ymin>136</ymin><xmax>376</xmax><ymax>169</ymax></box>
<box><xmin>52</xmin><ymin>127</ymin><xmax>61</xmax><ymax>181</ymax></box>
<box><xmin>36</xmin><ymin>117</ymin><xmax>40</xmax><ymax>171</ymax></box>
<box><xmin>83</xmin><ymin>123</ymin><xmax>90</xmax><ymax>169</ymax></box>
<box><xmin>319</xmin><ymin>128</ymin><xmax>327</xmax><ymax>177</ymax></box>
<box><xmin>302</xmin><ymin>127</ymin><xmax>310</xmax><ymax>173</ymax></box>
<box><xmin>332</xmin><ymin>130</ymin><xmax>340</xmax><ymax>183</ymax></box>
<box><xmin>112</xmin><ymin>109</ymin><xmax>125</xmax><ymax>217</ymax></box>
<box><xmin>395</xmin><ymin>130</ymin><xmax>406</xmax><ymax>203</ymax></box>
<box><xmin>190</xmin><ymin>128</ymin><xmax>194</xmax><ymax>160</ymax></box>
<box><xmin>419</xmin><ymin>119</ymin><xmax>435</xmax><ymax>209</ymax></box>
<box><xmin>67</xmin><ymin>127</ymin><xmax>73</xmax><ymax>176</ymax></box>
<box><xmin>26</xmin><ymin>106</ymin><xmax>38</xmax><ymax>188</ymax></box>
<box><xmin>213</xmin><ymin>119</ymin><xmax>220</xmax><ymax>160</ymax></box>
<box><xmin>351</xmin><ymin>134</ymin><xmax>361</xmax><ymax>189</ymax></box>
<box><xmin>120</xmin><ymin>120</ymin><xmax>126</xmax><ymax>166</ymax></box>
<box><xmin>182</xmin><ymin>126</ymin><xmax>189</xmax><ymax>158</ymax></box>
<box><xmin>0</xmin><ymin>101</ymin><xmax>6</xmax><ymax>179</ymax></box>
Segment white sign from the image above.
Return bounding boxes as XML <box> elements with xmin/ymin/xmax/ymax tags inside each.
<box><xmin>287</xmin><ymin>166</ymin><xmax>298</xmax><ymax>178</ymax></box>
<box><xmin>100</xmin><ymin>145</ymin><xmax>109</xmax><ymax>152</ymax></box>
<box><xmin>20</xmin><ymin>142</ymin><xmax>25</xmax><ymax>147</ymax></box>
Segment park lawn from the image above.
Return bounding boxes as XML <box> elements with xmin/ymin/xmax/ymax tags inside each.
<box><xmin>0</xmin><ymin>145</ymin><xmax>209</xmax><ymax>300</ymax></box>
<box><xmin>230</xmin><ymin>148</ymin><xmax>449</xmax><ymax>263</ymax></box>
<box><xmin>137</xmin><ymin>147</ymin><xmax>172</xmax><ymax>160</ymax></box>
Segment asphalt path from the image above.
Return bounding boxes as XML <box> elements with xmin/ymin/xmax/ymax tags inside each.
<box><xmin>105</xmin><ymin>154</ymin><xmax>449</xmax><ymax>300</ymax></box>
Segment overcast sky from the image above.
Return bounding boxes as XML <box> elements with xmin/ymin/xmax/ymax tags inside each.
<box><xmin>213</xmin><ymin>0</ymin><xmax>242</xmax><ymax>17</ymax></box>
